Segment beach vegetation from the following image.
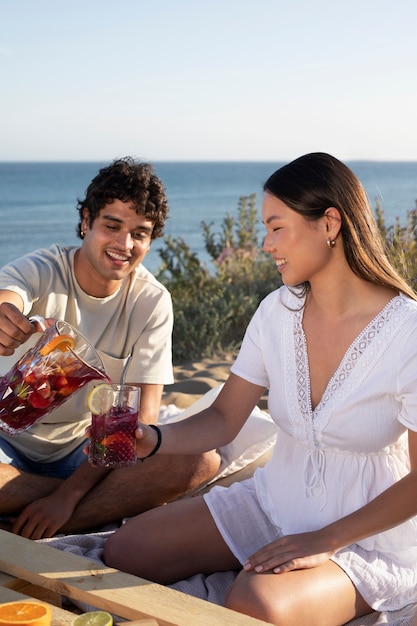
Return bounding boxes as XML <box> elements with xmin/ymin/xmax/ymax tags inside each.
<box><xmin>156</xmin><ymin>194</ymin><xmax>281</xmax><ymax>362</ymax></box>
<box><xmin>157</xmin><ymin>196</ymin><xmax>417</xmax><ymax>363</ymax></box>
<box><xmin>375</xmin><ymin>200</ymin><xmax>417</xmax><ymax>293</ymax></box>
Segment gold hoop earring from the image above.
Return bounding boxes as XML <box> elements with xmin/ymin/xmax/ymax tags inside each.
<box><xmin>80</xmin><ymin>231</ymin><xmax>85</xmax><ymax>239</ymax></box>
<box><xmin>327</xmin><ymin>237</ymin><xmax>336</xmax><ymax>249</ymax></box>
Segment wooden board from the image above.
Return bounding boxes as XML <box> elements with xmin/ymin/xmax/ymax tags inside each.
<box><xmin>0</xmin><ymin>530</ymin><xmax>268</xmax><ymax>625</ymax></box>
<box><xmin>0</xmin><ymin>583</ymin><xmax>77</xmax><ymax>625</ymax></box>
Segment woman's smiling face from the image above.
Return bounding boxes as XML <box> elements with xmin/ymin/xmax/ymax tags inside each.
<box><xmin>262</xmin><ymin>191</ymin><xmax>329</xmax><ymax>287</ymax></box>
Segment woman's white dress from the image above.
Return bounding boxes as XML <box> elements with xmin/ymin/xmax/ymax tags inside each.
<box><xmin>204</xmin><ymin>287</ymin><xmax>417</xmax><ymax>610</ymax></box>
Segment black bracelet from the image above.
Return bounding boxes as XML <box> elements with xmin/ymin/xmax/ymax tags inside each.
<box><xmin>139</xmin><ymin>424</ymin><xmax>162</xmax><ymax>462</ymax></box>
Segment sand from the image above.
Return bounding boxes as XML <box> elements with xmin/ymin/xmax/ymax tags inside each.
<box><xmin>162</xmin><ymin>353</ymin><xmax>234</xmax><ymax>408</ymax></box>
<box><xmin>162</xmin><ymin>352</ymin><xmax>268</xmax><ymax>411</ymax></box>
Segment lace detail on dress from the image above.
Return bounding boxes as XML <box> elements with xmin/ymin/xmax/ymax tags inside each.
<box><xmin>284</xmin><ymin>294</ymin><xmax>416</xmax><ymax>506</ymax></box>
<box><xmin>289</xmin><ymin>295</ymin><xmax>414</xmax><ymax>445</ymax></box>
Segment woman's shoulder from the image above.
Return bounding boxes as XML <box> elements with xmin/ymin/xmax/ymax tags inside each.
<box><xmin>394</xmin><ymin>292</ymin><xmax>417</xmax><ymax>317</ymax></box>
<box><xmin>395</xmin><ymin>292</ymin><xmax>417</xmax><ymax>327</ymax></box>
<box><xmin>260</xmin><ymin>284</ymin><xmax>304</xmax><ymax>311</ymax></box>
<box><xmin>398</xmin><ymin>291</ymin><xmax>417</xmax><ymax>307</ymax></box>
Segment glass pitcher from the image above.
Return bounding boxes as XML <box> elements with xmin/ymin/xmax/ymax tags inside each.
<box><xmin>0</xmin><ymin>317</ymin><xmax>109</xmax><ymax>435</ymax></box>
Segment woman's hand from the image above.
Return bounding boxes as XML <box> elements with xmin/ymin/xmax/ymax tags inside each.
<box><xmin>243</xmin><ymin>529</ymin><xmax>337</xmax><ymax>574</ymax></box>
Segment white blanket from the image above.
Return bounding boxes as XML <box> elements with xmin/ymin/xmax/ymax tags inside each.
<box><xmin>41</xmin><ymin>530</ymin><xmax>417</xmax><ymax>625</ymax></box>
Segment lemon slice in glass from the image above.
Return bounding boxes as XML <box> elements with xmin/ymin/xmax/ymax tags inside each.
<box><xmin>87</xmin><ymin>383</ymin><xmax>114</xmax><ymax>415</ymax></box>
<box><xmin>71</xmin><ymin>612</ymin><xmax>113</xmax><ymax>626</ymax></box>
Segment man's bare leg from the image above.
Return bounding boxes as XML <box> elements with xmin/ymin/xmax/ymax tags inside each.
<box><xmin>0</xmin><ymin>463</ymin><xmax>61</xmax><ymax>531</ymax></box>
<box><xmin>0</xmin><ymin>463</ymin><xmax>61</xmax><ymax>513</ymax></box>
<box><xmin>0</xmin><ymin>450</ymin><xmax>221</xmax><ymax>534</ymax></box>
<box><xmin>62</xmin><ymin>450</ymin><xmax>221</xmax><ymax>533</ymax></box>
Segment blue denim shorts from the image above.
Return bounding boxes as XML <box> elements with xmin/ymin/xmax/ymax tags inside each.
<box><xmin>0</xmin><ymin>437</ymin><xmax>88</xmax><ymax>479</ymax></box>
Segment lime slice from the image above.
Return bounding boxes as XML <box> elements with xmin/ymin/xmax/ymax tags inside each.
<box><xmin>71</xmin><ymin>611</ymin><xmax>113</xmax><ymax>626</ymax></box>
<box><xmin>87</xmin><ymin>383</ymin><xmax>114</xmax><ymax>414</ymax></box>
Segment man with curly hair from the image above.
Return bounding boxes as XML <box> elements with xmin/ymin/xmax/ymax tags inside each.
<box><xmin>0</xmin><ymin>157</ymin><xmax>220</xmax><ymax>539</ymax></box>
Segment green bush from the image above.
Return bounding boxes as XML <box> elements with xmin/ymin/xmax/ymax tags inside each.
<box><xmin>156</xmin><ymin>194</ymin><xmax>281</xmax><ymax>362</ymax></box>
<box><xmin>375</xmin><ymin>200</ymin><xmax>417</xmax><ymax>292</ymax></box>
<box><xmin>156</xmin><ymin>195</ymin><xmax>417</xmax><ymax>363</ymax></box>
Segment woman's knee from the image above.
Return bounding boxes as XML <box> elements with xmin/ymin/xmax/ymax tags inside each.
<box><xmin>103</xmin><ymin>498</ymin><xmax>211</xmax><ymax>582</ymax></box>
<box><xmin>225</xmin><ymin>572</ymin><xmax>288</xmax><ymax>625</ymax></box>
<box><xmin>103</xmin><ymin>532</ymin><xmax>117</xmax><ymax>567</ymax></box>
<box><xmin>103</xmin><ymin>514</ymin><xmax>154</xmax><ymax>574</ymax></box>
<box><xmin>103</xmin><ymin>526</ymin><xmax>130</xmax><ymax>570</ymax></box>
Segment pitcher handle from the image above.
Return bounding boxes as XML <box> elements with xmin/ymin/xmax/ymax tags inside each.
<box><xmin>28</xmin><ymin>314</ymin><xmax>48</xmax><ymax>333</ymax></box>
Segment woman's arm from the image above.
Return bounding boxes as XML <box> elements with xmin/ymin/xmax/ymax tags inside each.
<box><xmin>325</xmin><ymin>428</ymin><xmax>417</xmax><ymax>548</ymax></box>
<box><xmin>137</xmin><ymin>373</ymin><xmax>267</xmax><ymax>458</ymax></box>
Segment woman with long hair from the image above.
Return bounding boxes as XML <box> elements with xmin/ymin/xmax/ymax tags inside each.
<box><xmin>104</xmin><ymin>153</ymin><xmax>417</xmax><ymax>625</ymax></box>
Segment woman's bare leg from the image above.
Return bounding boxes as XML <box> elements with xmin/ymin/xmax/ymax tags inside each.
<box><xmin>103</xmin><ymin>495</ymin><xmax>240</xmax><ymax>584</ymax></box>
<box><xmin>226</xmin><ymin>560</ymin><xmax>373</xmax><ymax>626</ymax></box>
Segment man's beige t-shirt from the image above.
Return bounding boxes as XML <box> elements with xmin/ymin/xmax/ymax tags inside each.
<box><xmin>0</xmin><ymin>245</ymin><xmax>174</xmax><ymax>461</ymax></box>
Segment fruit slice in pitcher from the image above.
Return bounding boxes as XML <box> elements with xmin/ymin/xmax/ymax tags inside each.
<box><xmin>39</xmin><ymin>334</ymin><xmax>75</xmax><ymax>356</ymax></box>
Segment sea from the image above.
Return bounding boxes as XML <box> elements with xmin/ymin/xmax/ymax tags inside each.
<box><xmin>1</xmin><ymin>161</ymin><xmax>417</xmax><ymax>274</ymax></box>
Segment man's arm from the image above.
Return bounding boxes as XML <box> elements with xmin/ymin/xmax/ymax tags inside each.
<box><xmin>137</xmin><ymin>383</ymin><xmax>164</xmax><ymax>425</ymax></box>
<box><xmin>10</xmin><ymin>458</ymin><xmax>111</xmax><ymax>539</ymax></box>
<box><xmin>0</xmin><ymin>289</ymin><xmax>23</xmax><ymax>308</ymax></box>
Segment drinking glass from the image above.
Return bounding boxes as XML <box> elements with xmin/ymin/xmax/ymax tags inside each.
<box><xmin>0</xmin><ymin>319</ymin><xmax>109</xmax><ymax>436</ymax></box>
<box><xmin>88</xmin><ymin>384</ymin><xmax>140</xmax><ymax>468</ymax></box>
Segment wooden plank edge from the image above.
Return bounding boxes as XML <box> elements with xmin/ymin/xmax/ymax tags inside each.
<box><xmin>0</xmin><ymin>586</ymin><xmax>76</xmax><ymax>625</ymax></box>
<box><xmin>0</xmin><ymin>530</ymin><xmax>269</xmax><ymax>625</ymax></box>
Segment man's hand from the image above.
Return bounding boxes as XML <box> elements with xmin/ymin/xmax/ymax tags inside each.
<box><xmin>0</xmin><ymin>302</ymin><xmax>35</xmax><ymax>356</ymax></box>
<box><xmin>10</xmin><ymin>491</ymin><xmax>77</xmax><ymax>539</ymax></box>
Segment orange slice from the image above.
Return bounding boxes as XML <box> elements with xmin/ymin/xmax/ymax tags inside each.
<box><xmin>0</xmin><ymin>601</ymin><xmax>52</xmax><ymax>626</ymax></box>
<box><xmin>39</xmin><ymin>333</ymin><xmax>76</xmax><ymax>356</ymax></box>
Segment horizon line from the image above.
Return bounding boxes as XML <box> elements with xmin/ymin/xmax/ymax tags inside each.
<box><xmin>1</xmin><ymin>158</ymin><xmax>417</xmax><ymax>164</ymax></box>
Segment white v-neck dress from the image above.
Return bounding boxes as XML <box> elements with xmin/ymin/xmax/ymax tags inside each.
<box><xmin>204</xmin><ymin>287</ymin><xmax>417</xmax><ymax>611</ymax></box>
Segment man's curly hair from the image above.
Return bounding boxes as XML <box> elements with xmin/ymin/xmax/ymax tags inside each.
<box><xmin>76</xmin><ymin>157</ymin><xmax>169</xmax><ymax>240</ymax></box>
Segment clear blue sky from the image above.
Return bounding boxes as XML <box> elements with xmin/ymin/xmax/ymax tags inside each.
<box><xmin>1</xmin><ymin>0</ymin><xmax>416</xmax><ymax>162</ymax></box>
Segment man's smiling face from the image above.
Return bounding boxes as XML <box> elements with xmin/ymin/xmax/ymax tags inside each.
<box><xmin>76</xmin><ymin>199</ymin><xmax>154</xmax><ymax>297</ymax></box>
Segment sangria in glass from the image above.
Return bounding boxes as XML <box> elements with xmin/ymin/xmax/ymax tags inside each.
<box><xmin>88</xmin><ymin>383</ymin><xmax>139</xmax><ymax>468</ymax></box>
